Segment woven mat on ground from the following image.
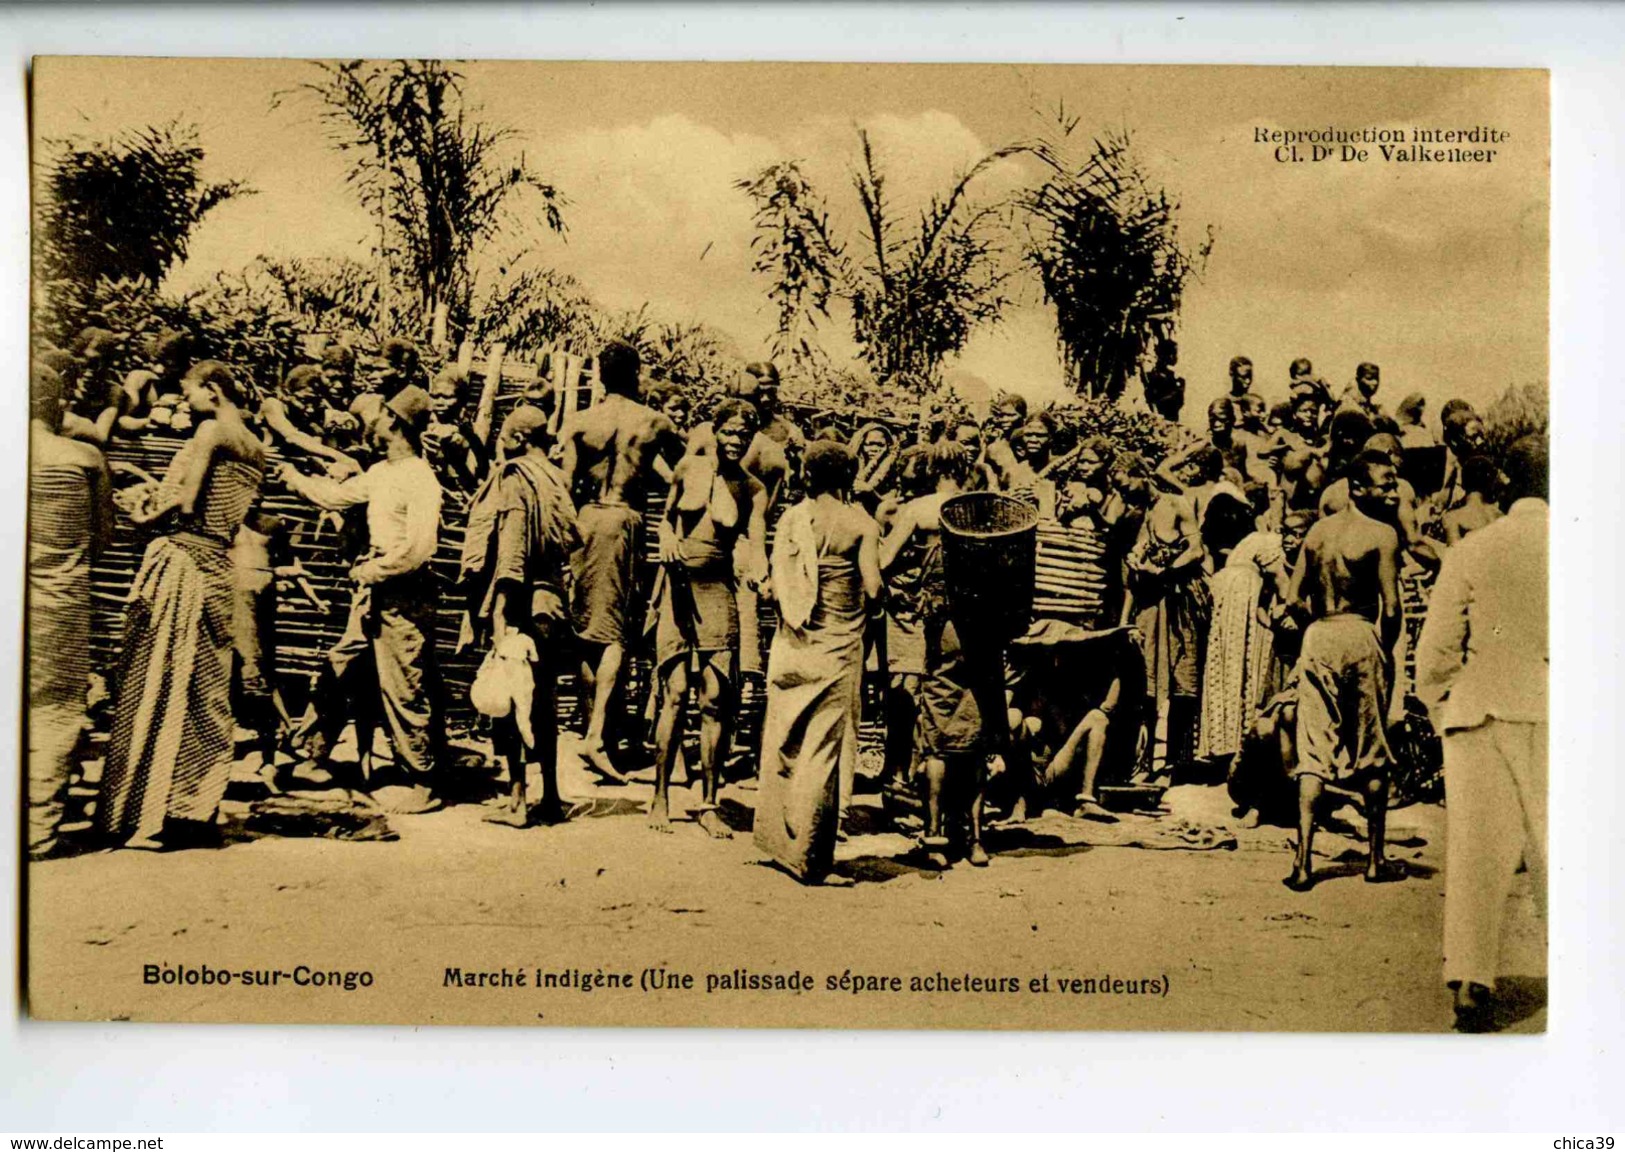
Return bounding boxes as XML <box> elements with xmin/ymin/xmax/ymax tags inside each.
<box><xmin>236</xmin><ymin>792</ymin><xmax>398</xmax><ymax>842</ymax></box>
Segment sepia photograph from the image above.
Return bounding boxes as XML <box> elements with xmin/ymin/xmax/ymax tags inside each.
<box><xmin>23</xmin><ymin>56</ymin><xmax>1548</xmax><ymax>1034</ymax></box>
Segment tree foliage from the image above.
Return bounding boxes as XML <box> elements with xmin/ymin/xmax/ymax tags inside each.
<box><xmin>736</xmin><ymin>162</ymin><xmax>842</xmax><ymax>370</ymax></box>
<box><xmin>738</xmin><ymin>129</ymin><xmax>1016</xmax><ymax>393</ymax></box>
<box><xmin>35</xmin><ymin>121</ymin><xmax>250</xmax><ymax>341</ymax></box>
<box><xmin>1482</xmin><ymin>381</ymin><xmax>1548</xmax><ymax>464</ymax></box>
<box><xmin>254</xmin><ymin>256</ymin><xmax>382</xmax><ymax>336</ymax></box>
<box><xmin>66</xmin><ymin>274</ymin><xmax>304</xmax><ymax>400</ymax></box>
<box><xmin>470</xmin><ymin>265</ymin><xmax>599</xmax><ymax>356</ymax></box>
<box><xmin>278</xmin><ymin>59</ymin><xmax>565</xmax><ymax>345</ymax></box>
<box><xmin>598</xmin><ymin>304</ymin><xmax>744</xmax><ymax>401</ymax></box>
<box><xmin>1016</xmin><ymin>111</ymin><xmax>1211</xmax><ymax>401</ymax></box>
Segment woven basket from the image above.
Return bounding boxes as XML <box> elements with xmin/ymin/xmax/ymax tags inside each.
<box><xmin>939</xmin><ymin>491</ymin><xmax>1038</xmax><ymax>645</ymax></box>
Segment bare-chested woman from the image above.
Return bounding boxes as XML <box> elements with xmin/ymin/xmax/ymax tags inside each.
<box><xmin>648</xmin><ymin>397</ymin><xmax>767</xmax><ymax>837</ymax></box>
<box><xmin>1126</xmin><ymin>475</ymin><xmax>1210</xmax><ymax>778</ymax></box>
<box><xmin>99</xmin><ymin>362</ymin><xmax>267</xmax><ymax>850</ymax></box>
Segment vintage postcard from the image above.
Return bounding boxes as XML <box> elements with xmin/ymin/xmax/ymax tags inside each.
<box><xmin>24</xmin><ymin>58</ymin><xmax>1547</xmax><ymax>1031</ymax></box>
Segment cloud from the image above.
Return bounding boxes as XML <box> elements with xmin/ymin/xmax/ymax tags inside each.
<box><xmin>523</xmin><ymin>108</ymin><xmax>1028</xmax><ymax>364</ymax></box>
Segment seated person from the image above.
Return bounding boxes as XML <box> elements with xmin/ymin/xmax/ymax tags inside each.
<box><xmin>1009</xmin><ymin>627</ymin><xmax>1144</xmax><ymax>822</ymax></box>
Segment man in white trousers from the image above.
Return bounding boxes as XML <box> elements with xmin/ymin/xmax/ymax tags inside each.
<box><xmin>1414</xmin><ymin>434</ymin><xmax>1548</xmax><ymax>1033</ymax></box>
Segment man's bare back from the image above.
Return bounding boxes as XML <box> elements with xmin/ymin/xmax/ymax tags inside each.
<box><xmin>563</xmin><ymin>394</ymin><xmax>680</xmax><ymax>506</ymax></box>
<box><xmin>1295</xmin><ymin>507</ymin><xmax>1401</xmax><ymax>635</ymax></box>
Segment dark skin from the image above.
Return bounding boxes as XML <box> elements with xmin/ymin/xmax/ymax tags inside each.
<box><xmin>561</xmin><ymin>382</ymin><xmax>683</xmax><ymax>782</ymax></box>
<box><xmin>428</xmin><ymin>375</ymin><xmax>492</xmax><ymax>491</ymax></box>
<box><xmin>1050</xmin><ymin>660</ymin><xmax>1125</xmax><ymax>821</ymax></box>
<box><xmin>650</xmin><ymin>413</ymin><xmax>766</xmax><ymax>838</ymax></box>
<box><xmin>122</xmin><ymin>375</ymin><xmax>267</xmax><ymax>848</ymax></box>
<box><xmin>1125</xmin><ymin>491</ymin><xmax>1205</xmax><ymax>777</ymax></box>
<box><xmin>880</xmin><ymin>479</ymin><xmax>1003</xmax><ymax>868</ymax></box>
<box><xmin>1229</xmin><ymin>513</ymin><xmax>1314</xmax><ymax>830</ymax></box>
<box><xmin>981</xmin><ymin>399</ymin><xmax>1026</xmax><ymax>489</ymax></box>
<box><xmin>483</xmin><ymin>424</ymin><xmax>568</xmax><ymax>830</ymax></box>
<box><xmin>61</xmin><ymin>354</ymin><xmax>128</xmax><ymax>449</ymax></box>
<box><xmin>262</xmin><ymin>379</ymin><xmax>362</xmax><ymax>476</ymax></box>
<box><xmin>1282</xmin><ymin>462</ymin><xmax>1403</xmax><ymax>891</ymax></box>
<box><xmin>687</xmin><ymin>374</ymin><xmax>805</xmax><ymax>509</ymax></box>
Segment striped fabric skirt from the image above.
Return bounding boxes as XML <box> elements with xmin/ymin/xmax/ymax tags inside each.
<box><xmin>97</xmin><ymin>532</ymin><xmax>237</xmax><ymax>841</ymax></box>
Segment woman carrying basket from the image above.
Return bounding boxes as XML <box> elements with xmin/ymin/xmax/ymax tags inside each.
<box><xmin>880</xmin><ymin>441</ymin><xmax>1002</xmax><ymax>869</ymax></box>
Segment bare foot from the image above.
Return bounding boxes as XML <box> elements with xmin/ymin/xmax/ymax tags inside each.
<box><xmin>818</xmin><ymin>873</ymin><xmax>857</xmax><ymax>888</ymax></box>
<box><xmin>288</xmin><ymin>759</ymin><xmax>334</xmax><ymax>788</ymax></box>
<box><xmin>370</xmin><ymin>783</ymin><xmax>441</xmax><ymax>815</ymax></box>
<box><xmin>647</xmin><ymin>796</ymin><xmax>673</xmax><ymax>833</ymax></box>
<box><xmin>1072</xmin><ymin>798</ymin><xmax>1119</xmax><ymax>824</ymax></box>
<box><xmin>967</xmin><ymin>842</ymin><xmax>990</xmax><ymax>867</ymax></box>
<box><xmin>123</xmin><ymin>835</ymin><xmax>166</xmax><ymax>852</ymax></box>
<box><xmin>582</xmin><ymin>743</ymin><xmax>629</xmax><ymax>785</ymax></box>
<box><xmin>1283</xmin><ymin>867</ymin><xmax>1314</xmax><ymax>892</ymax></box>
<box><xmin>1365</xmin><ymin>860</ymin><xmax>1407</xmax><ymax>884</ymax></box>
<box><xmin>482</xmin><ymin>804</ymin><xmax>528</xmax><ymax>829</ymax></box>
<box><xmin>1007</xmin><ymin>796</ymin><xmax>1029</xmax><ymax>824</ymax></box>
<box><xmin>695</xmin><ymin>808</ymin><xmax>733</xmax><ymax>840</ymax></box>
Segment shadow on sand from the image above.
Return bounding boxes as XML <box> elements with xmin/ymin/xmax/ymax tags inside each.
<box><xmin>1488</xmin><ymin>975</ymin><xmax>1547</xmax><ymax>1031</ymax></box>
<box><xmin>984</xmin><ymin>824</ymin><xmax>1094</xmax><ymax>861</ymax></box>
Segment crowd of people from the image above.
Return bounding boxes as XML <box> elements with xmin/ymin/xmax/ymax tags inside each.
<box><xmin>27</xmin><ymin>327</ymin><xmax>1547</xmax><ymax>1030</ymax></box>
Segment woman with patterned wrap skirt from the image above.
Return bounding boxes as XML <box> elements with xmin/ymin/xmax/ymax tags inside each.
<box><xmin>98</xmin><ymin>362</ymin><xmax>265</xmax><ymax>850</ymax></box>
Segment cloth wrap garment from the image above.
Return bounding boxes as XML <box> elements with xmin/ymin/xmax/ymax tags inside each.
<box><xmin>1198</xmin><ymin>531</ymin><xmax>1286</xmax><ymax>761</ymax></box>
<box><xmin>462</xmin><ymin>454</ymin><xmax>580</xmax><ymax>767</ymax></box>
<box><xmin>1132</xmin><ymin>532</ymin><xmax>1212</xmax><ymax>770</ymax></box>
<box><xmin>1291</xmin><ymin>613</ymin><xmax>1392</xmax><ymax>785</ymax></box>
<box><xmin>753</xmin><ymin>502</ymin><xmax>868</xmax><ymax>882</ymax></box>
<box><xmin>98</xmin><ymin>450</ymin><xmax>263</xmax><ymax>840</ymax></box>
<box><xmin>652</xmin><ymin>537</ymin><xmax>739</xmax><ymax>672</ymax></box>
<box><xmin>27</xmin><ymin>454</ymin><xmax>102</xmax><ymax>852</ymax></box>
<box><xmin>912</xmin><ymin>531</ymin><xmax>984</xmax><ymax>757</ymax></box>
<box><xmin>571</xmin><ymin>501</ymin><xmax>642</xmax><ymax>648</ymax></box>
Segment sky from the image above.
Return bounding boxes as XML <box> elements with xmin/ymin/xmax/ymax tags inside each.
<box><xmin>32</xmin><ymin>58</ymin><xmax>1547</xmax><ymax>425</ymax></box>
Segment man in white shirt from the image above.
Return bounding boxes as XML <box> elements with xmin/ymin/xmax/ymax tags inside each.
<box><xmin>281</xmin><ymin>384</ymin><xmax>446</xmax><ymax>814</ymax></box>
<box><xmin>1415</xmin><ymin>434</ymin><xmax>1548</xmax><ymax>1032</ymax></box>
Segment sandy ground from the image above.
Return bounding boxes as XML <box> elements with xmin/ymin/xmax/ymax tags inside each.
<box><xmin>27</xmin><ymin>736</ymin><xmax>1545</xmax><ymax>1032</ymax></box>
